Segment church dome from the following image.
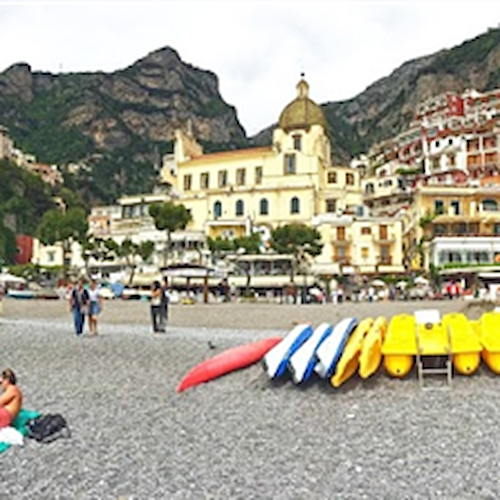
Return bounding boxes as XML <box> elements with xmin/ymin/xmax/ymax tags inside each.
<box><xmin>278</xmin><ymin>78</ymin><xmax>327</xmax><ymax>132</ymax></box>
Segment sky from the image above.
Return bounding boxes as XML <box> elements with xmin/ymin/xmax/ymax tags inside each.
<box><xmin>1</xmin><ymin>1</ymin><xmax>500</xmax><ymax>135</ymax></box>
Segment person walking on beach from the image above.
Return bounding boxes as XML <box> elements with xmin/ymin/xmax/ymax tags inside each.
<box><xmin>150</xmin><ymin>280</ymin><xmax>165</xmax><ymax>333</ymax></box>
<box><xmin>69</xmin><ymin>278</ymin><xmax>89</xmax><ymax>336</ymax></box>
<box><xmin>160</xmin><ymin>277</ymin><xmax>170</xmax><ymax>331</ymax></box>
<box><xmin>87</xmin><ymin>279</ymin><xmax>103</xmax><ymax>336</ymax></box>
<box><xmin>0</xmin><ymin>369</ymin><xmax>22</xmax><ymax>429</ymax></box>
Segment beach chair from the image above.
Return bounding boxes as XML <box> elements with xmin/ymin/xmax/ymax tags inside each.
<box><xmin>414</xmin><ymin>309</ymin><xmax>453</xmax><ymax>390</ymax></box>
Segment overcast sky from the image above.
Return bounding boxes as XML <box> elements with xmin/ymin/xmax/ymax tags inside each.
<box><xmin>0</xmin><ymin>1</ymin><xmax>500</xmax><ymax>135</ymax></box>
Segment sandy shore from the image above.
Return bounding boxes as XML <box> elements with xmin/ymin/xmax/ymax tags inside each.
<box><xmin>1</xmin><ymin>297</ymin><xmax>498</xmax><ymax>498</ymax></box>
<box><xmin>2</xmin><ymin>296</ymin><xmax>490</xmax><ymax>331</ymax></box>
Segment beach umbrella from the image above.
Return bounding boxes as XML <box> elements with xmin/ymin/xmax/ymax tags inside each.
<box><xmin>414</xmin><ymin>276</ymin><xmax>429</xmax><ymax>285</ymax></box>
<box><xmin>371</xmin><ymin>279</ymin><xmax>386</xmax><ymax>287</ymax></box>
<box><xmin>0</xmin><ymin>273</ymin><xmax>26</xmax><ymax>285</ymax></box>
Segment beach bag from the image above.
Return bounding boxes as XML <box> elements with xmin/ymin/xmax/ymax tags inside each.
<box><xmin>26</xmin><ymin>414</ymin><xmax>71</xmax><ymax>443</ymax></box>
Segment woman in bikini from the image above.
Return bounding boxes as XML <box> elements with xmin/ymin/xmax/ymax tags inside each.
<box><xmin>0</xmin><ymin>369</ymin><xmax>22</xmax><ymax>428</ymax></box>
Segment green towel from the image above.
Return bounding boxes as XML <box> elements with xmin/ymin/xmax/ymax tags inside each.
<box><xmin>0</xmin><ymin>408</ymin><xmax>41</xmax><ymax>453</ymax></box>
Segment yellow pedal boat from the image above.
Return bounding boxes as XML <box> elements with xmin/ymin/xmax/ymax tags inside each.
<box><xmin>359</xmin><ymin>316</ymin><xmax>388</xmax><ymax>379</ymax></box>
<box><xmin>381</xmin><ymin>314</ymin><xmax>416</xmax><ymax>377</ymax></box>
<box><xmin>474</xmin><ymin>311</ymin><xmax>500</xmax><ymax>374</ymax></box>
<box><xmin>331</xmin><ymin>317</ymin><xmax>374</xmax><ymax>387</ymax></box>
<box><xmin>381</xmin><ymin>311</ymin><xmax>481</xmax><ymax>378</ymax></box>
<box><xmin>442</xmin><ymin>312</ymin><xmax>482</xmax><ymax>375</ymax></box>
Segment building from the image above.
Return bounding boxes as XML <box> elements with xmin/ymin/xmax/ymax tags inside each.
<box><xmin>0</xmin><ymin>125</ymin><xmax>13</xmax><ymax>159</ymax></box>
<box><xmin>157</xmin><ymin>77</ymin><xmax>409</xmax><ymax>289</ymax></box>
<box><xmin>161</xmin><ymin>77</ymin><xmax>363</xmax><ymax>242</ymax></box>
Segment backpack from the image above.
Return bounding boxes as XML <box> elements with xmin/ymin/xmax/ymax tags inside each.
<box><xmin>26</xmin><ymin>414</ymin><xmax>71</xmax><ymax>443</ymax></box>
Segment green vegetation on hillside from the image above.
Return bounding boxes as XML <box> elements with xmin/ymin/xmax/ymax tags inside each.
<box><xmin>0</xmin><ymin>159</ymin><xmax>58</xmax><ymax>264</ymax></box>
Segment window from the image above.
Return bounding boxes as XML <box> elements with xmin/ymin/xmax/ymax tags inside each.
<box><xmin>236</xmin><ymin>168</ymin><xmax>246</xmax><ymax>186</ymax></box>
<box><xmin>218</xmin><ymin>170</ymin><xmax>228</xmax><ymax>187</ymax></box>
<box><xmin>326</xmin><ymin>198</ymin><xmax>336</xmax><ymax>213</ymax></box>
<box><xmin>48</xmin><ymin>251</ymin><xmax>55</xmax><ymax>263</ymax></box>
<box><xmin>379</xmin><ymin>225</ymin><xmax>388</xmax><ymax>240</ymax></box>
<box><xmin>448</xmin><ymin>154</ymin><xmax>456</xmax><ymax>166</ymax></box>
<box><xmin>434</xmin><ymin>200</ymin><xmax>444</xmax><ymax>215</ymax></box>
<box><xmin>327</xmin><ymin>171</ymin><xmax>337</xmax><ymax>184</ymax></box>
<box><xmin>451</xmin><ymin>200</ymin><xmax>460</xmax><ymax>215</ymax></box>
<box><xmin>290</xmin><ymin>196</ymin><xmax>300</xmax><ymax>214</ymax></box>
<box><xmin>200</xmin><ymin>172</ymin><xmax>209</xmax><ymax>189</ymax></box>
<box><xmin>213</xmin><ymin>201</ymin><xmax>222</xmax><ymax>218</ymax></box>
<box><xmin>337</xmin><ymin>227</ymin><xmax>346</xmax><ymax>240</ymax></box>
<box><xmin>293</xmin><ymin>134</ymin><xmax>302</xmax><ymax>151</ymax></box>
<box><xmin>361</xmin><ymin>227</ymin><xmax>371</xmax><ymax>235</ymax></box>
<box><xmin>255</xmin><ymin>166</ymin><xmax>263</xmax><ymax>184</ymax></box>
<box><xmin>346</xmin><ymin>173</ymin><xmax>355</xmax><ymax>185</ymax></box>
<box><xmin>260</xmin><ymin>198</ymin><xmax>269</xmax><ymax>215</ymax></box>
<box><xmin>284</xmin><ymin>154</ymin><xmax>296</xmax><ymax>175</ymax></box>
<box><xmin>483</xmin><ymin>199</ymin><xmax>498</xmax><ymax>212</ymax></box>
<box><xmin>494</xmin><ymin>223</ymin><xmax>500</xmax><ymax>235</ymax></box>
<box><xmin>183</xmin><ymin>174</ymin><xmax>192</xmax><ymax>191</ymax></box>
<box><xmin>361</xmin><ymin>247</ymin><xmax>369</xmax><ymax>259</ymax></box>
<box><xmin>365</xmin><ymin>183</ymin><xmax>374</xmax><ymax>194</ymax></box>
<box><xmin>235</xmin><ymin>200</ymin><xmax>244</xmax><ymax>216</ymax></box>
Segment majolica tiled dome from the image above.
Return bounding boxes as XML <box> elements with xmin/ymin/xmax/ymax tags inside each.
<box><xmin>278</xmin><ymin>78</ymin><xmax>327</xmax><ymax>131</ymax></box>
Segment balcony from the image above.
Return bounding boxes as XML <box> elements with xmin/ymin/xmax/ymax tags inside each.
<box><xmin>332</xmin><ymin>238</ymin><xmax>351</xmax><ymax>247</ymax></box>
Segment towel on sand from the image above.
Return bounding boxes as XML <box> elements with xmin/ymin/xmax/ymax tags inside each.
<box><xmin>0</xmin><ymin>409</ymin><xmax>41</xmax><ymax>453</ymax></box>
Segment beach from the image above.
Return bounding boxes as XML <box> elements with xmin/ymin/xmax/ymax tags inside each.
<box><xmin>0</xmin><ymin>297</ymin><xmax>499</xmax><ymax>499</ymax></box>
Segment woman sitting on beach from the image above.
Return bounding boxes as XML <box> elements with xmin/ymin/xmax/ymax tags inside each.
<box><xmin>88</xmin><ymin>279</ymin><xmax>104</xmax><ymax>336</ymax></box>
<box><xmin>0</xmin><ymin>369</ymin><xmax>22</xmax><ymax>429</ymax></box>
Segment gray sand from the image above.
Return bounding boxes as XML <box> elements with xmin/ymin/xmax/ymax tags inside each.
<box><xmin>0</xmin><ymin>298</ymin><xmax>499</xmax><ymax>499</ymax></box>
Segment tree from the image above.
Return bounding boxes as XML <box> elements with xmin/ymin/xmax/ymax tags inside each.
<box><xmin>270</xmin><ymin>223</ymin><xmax>323</xmax><ymax>283</ymax></box>
<box><xmin>0</xmin><ymin>221</ymin><xmax>17</xmax><ymax>265</ymax></box>
<box><xmin>37</xmin><ymin>206</ymin><xmax>88</xmax><ymax>278</ymax></box>
<box><xmin>149</xmin><ymin>202</ymin><xmax>192</xmax><ymax>265</ymax></box>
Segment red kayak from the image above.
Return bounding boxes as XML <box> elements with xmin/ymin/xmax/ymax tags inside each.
<box><xmin>177</xmin><ymin>337</ymin><xmax>283</xmax><ymax>392</ymax></box>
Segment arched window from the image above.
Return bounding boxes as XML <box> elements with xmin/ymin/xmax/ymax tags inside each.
<box><xmin>213</xmin><ymin>201</ymin><xmax>222</xmax><ymax>218</ymax></box>
<box><xmin>482</xmin><ymin>199</ymin><xmax>498</xmax><ymax>212</ymax></box>
<box><xmin>235</xmin><ymin>199</ymin><xmax>244</xmax><ymax>216</ymax></box>
<box><xmin>291</xmin><ymin>196</ymin><xmax>300</xmax><ymax>214</ymax></box>
<box><xmin>260</xmin><ymin>198</ymin><xmax>269</xmax><ymax>215</ymax></box>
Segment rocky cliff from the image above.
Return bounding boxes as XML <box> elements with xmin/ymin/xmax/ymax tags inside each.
<box><xmin>0</xmin><ymin>47</ymin><xmax>247</xmax><ymax>202</ymax></box>
<box><xmin>252</xmin><ymin>27</ymin><xmax>500</xmax><ymax>163</ymax></box>
<box><xmin>1</xmin><ymin>27</ymin><xmax>500</xmax><ymax>202</ymax></box>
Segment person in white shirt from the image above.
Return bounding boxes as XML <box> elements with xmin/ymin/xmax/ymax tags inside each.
<box><xmin>87</xmin><ymin>279</ymin><xmax>103</xmax><ymax>335</ymax></box>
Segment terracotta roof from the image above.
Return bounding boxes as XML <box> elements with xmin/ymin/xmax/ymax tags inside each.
<box><xmin>180</xmin><ymin>146</ymin><xmax>272</xmax><ymax>166</ymax></box>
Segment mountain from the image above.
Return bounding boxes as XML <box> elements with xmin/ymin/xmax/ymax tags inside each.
<box><xmin>0</xmin><ymin>47</ymin><xmax>248</xmax><ymax>203</ymax></box>
<box><xmin>252</xmin><ymin>27</ymin><xmax>500</xmax><ymax>163</ymax></box>
<box><xmin>1</xmin><ymin>27</ymin><xmax>500</xmax><ymax>203</ymax></box>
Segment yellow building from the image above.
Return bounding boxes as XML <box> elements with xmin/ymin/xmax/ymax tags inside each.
<box><xmin>161</xmin><ymin>77</ymin><xmax>363</xmax><ymax>244</ymax></box>
<box><xmin>312</xmin><ymin>212</ymin><xmax>405</xmax><ymax>276</ymax></box>
<box><xmin>407</xmin><ymin>184</ymin><xmax>500</xmax><ymax>272</ymax></box>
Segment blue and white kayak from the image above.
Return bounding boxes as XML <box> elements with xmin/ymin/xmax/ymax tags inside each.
<box><xmin>314</xmin><ymin>317</ymin><xmax>357</xmax><ymax>379</ymax></box>
<box><xmin>263</xmin><ymin>323</ymin><xmax>313</xmax><ymax>379</ymax></box>
<box><xmin>288</xmin><ymin>323</ymin><xmax>334</xmax><ymax>384</ymax></box>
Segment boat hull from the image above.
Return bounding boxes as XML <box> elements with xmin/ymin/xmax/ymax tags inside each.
<box><xmin>288</xmin><ymin>323</ymin><xmax>333</xmax><ymax>384</ymax></box>
<box><xmin>177</xmin><ymin>337</ymin><xmax>282</xmax><ymax>392</ymax></box>
<box><xmin>359</xmin><ymin>316</ymin><xmax>388</xmax><ymax>379</ymax></box>
<box><xmin>331</xmin><ymin>318</ymin><xmax>374</xmax><ymax>388</ymax></box>
<box><xmin>263</xmin><ymin>324</ymin><xmax>313</xmax><ymax>379</ymax></box>
<box><xmin>314</xmin><ymin>317</ymin><xmax>357</xmax><ymax>379</ymax></box>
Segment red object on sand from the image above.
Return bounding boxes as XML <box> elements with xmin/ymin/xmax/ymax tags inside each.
<box><xmin>177</xmin><ymin>337</ymin><xmax>283</xmax><ymax>392</ymax></box>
